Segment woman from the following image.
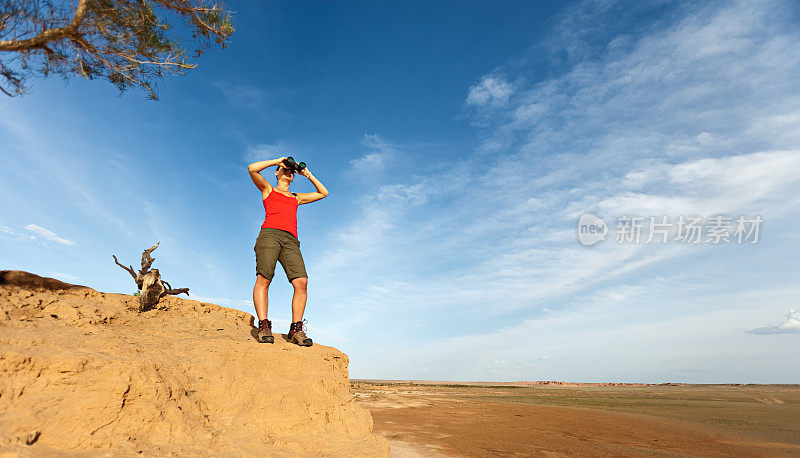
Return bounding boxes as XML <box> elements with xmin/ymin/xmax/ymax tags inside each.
<box><xmin>247</xmin><ymin>156</ymin><xmax>329</xmax><ymax>346</ymax></box>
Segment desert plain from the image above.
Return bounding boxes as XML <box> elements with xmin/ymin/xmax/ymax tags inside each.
<box><xmin>352</xmin><ymin>380</ymin><xmax>800</xmax><ymax>457</ymax></box>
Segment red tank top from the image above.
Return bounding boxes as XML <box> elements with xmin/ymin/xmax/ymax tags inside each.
<box><xmin>261</xmin><ymin>190</ymin><xmax>299</xmax><ymax>238</ymax></box>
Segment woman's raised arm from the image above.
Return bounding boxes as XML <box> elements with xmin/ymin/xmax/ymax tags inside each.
<box><xmin>248</xmin><ymin>157</ymin><xmax>286</xmax><ymax>192</ymax></box>
<box><xmin>295</xmin><ymin>167</ymin><xmax>329</xmax><ymax>204</ymax></box>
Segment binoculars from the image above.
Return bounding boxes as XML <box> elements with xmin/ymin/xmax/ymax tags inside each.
<box><xmin>281</xmin><ymin>156</ymin><xmax>306</xmax><ymax>174</ymax></box>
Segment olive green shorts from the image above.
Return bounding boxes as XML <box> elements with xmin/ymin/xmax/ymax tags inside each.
<box><xmin>254</xmin><ymin>228</ymin><xmax>308</xmax><ymax>282</ymax></box>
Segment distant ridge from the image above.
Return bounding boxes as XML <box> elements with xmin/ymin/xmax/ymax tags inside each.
<box><xmin>353</xmin><ymin>379</ymin><xmax>785</xmax><ymax>387</ymax></box>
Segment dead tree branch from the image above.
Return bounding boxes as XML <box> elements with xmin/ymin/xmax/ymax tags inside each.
<box><xmin>113</xmin><ymin>242</ymin><xmax>189</xmax><ymax>312</ymax></box>
<box><xmin>112</xmin><ymin>254</ymin><xmax>138</xmax><ymax>284</ymax></box>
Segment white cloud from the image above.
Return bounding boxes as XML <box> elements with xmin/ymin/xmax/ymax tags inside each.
<box><xmin>597</xmin><ymin>151</ymin><xmax>800</xmax><ymax>217</ymax></box>
<box><xmin>24</xmin><ymin>224</ymin><xmax>76</xmax><ymax>246</ymax></box>
<box><xmin>377</xmin><ymin>183</ymin><xmax>428</xmax><ymax>206</ymax></box>
<box><xmin>0</xmin><ymin>225</ymin><xmax>36</xmax><ymax>241</ymax></box>
<box><xmin>346</xmin><ymin>134</ymin><xmax>401</xmax><ymax>178</ymax></box>
<box><xmin>352</xmin><ymin>152</ymin><xmax>386</xmax><ymax>173</ymax></box>
<box><xmin>337</xmin><ymin>148</ymin><xmax>797</xmax><ymax>326</ymax></box>
<box><xmin>469</xmin><ymin>1</ymin><xmax>800</xmax><ymax>162</ymax></box>
<box><xmin>696</xmin><ymin>131</ymin><xmax>715</xmax><ymax>145</ymax></box>
<box><xmin>466</xmin><ymin>74</ymin><xmax>513</xmax><ymax>107</ymax></box>
<box><xmin>747</xmin><ymin>309</ymin><xmax>800</xmax><ymax>335</ymax></box>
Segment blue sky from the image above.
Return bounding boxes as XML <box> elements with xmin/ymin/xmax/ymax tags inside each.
<box><xmin>1</xmin><ymin>0</ymin><xmax>799</xmax><ymax>383</ymax></box>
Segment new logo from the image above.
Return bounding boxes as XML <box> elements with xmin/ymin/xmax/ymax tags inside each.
<box><xmin>578</xmin><ymin>213</ymin><xmax>608</xmax><ymax>246</ymax></box>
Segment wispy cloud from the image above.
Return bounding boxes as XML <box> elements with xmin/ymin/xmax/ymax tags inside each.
<box><xmin>597</xmin><ymin>151</ymin><xmax>800</xmax><ymax>218</ymax></box>
<box><xmin>747</xmin><ymin>310</ymin><xmax>800</xmax><ymax>335</ymax></box>
<box><xmin>469</xmin><ymin>2</ymin><xmax>800</xmax><ymax>161</ymax></box>
<box><xmin>24</xmin><ymin>224</ymin><xmax>77</xmax><ymax>246</ymax></box>
<box><xmin>465</xmin><ymin>74</ymin><xmax>514</xmax><ymax>107</ymax></box>
<box><xmin>1</xmin><ymin>224</ymin><xmax>77</xmax><ymax>247</ymax></box>
<box><xmin>1</xmin><ymin>225</ymin><xmax>33</xmax><ymax>238</ymax></box>
<box><xmin>346</xmin><ymin>134</ymin><xmax>401</xmax><ymax>178</ymax></box>
<box><xmin>319</xmin><ymin>147</ymin><xmax>800</xmax><ymax>334</ymax></box>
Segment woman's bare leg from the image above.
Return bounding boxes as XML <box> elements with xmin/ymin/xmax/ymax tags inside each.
<box><xmin>253</xmin><ymin>274</ymin><xmax>271</xmax><ymax>320</ymax></box>
<box><xmin>290</xmin><ymin>277</ymin><xmax>308</xmax><ymax>322</ymax></box>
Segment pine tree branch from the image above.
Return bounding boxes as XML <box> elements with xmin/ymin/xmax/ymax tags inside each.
<box><xmin>0</xmin><ymin>0</ymin><xmax>89</xmax><ymax>52</ymax></box>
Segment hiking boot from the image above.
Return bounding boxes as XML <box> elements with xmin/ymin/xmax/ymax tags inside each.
<box><xmin>287</xmin><ymin>320</ymin><xmax>313</xmax><ymax>347</ymax></box>
<box><xmin>257</xmin><ymin>318</ymin><xmax>274</xmax><ymax>343</ymax></box>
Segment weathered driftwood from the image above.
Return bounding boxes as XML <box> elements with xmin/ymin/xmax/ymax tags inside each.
<box><xmin>113</xmin><ymin>242</ymin><xmax>189</xmax><ymax>312</ymax></box>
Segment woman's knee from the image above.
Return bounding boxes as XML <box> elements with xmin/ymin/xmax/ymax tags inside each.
<box><xmin>255</xmin><ymin>274</ymin><xmax>271</xmax><ymax>288</ymax></box>
<box><xmin>291</xmin><ymin>277</ymin><xmax>308</xmax><ymax>291</ymax></box>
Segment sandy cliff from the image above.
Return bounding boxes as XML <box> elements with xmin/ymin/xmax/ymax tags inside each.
<box><xmin>0</xmin><ymin>270</ymin><xmax>389</xmax><ymax>457</ymax></box>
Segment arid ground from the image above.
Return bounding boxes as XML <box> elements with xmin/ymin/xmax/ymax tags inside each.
<box><xmin>0</xmin><ymin>271</ymin><xmax>388</xmax><ymax>456</ymax></box>
<box><xmin>352</xmin><ymin>380</ymin><xmax>800</xmax><ymax>457</ymax></box>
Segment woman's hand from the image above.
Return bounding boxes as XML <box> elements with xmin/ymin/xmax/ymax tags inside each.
<box><xmin>299</xmin><ymin>167</ymin><xmax>312</xmax><ymax>178</ymax></box>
